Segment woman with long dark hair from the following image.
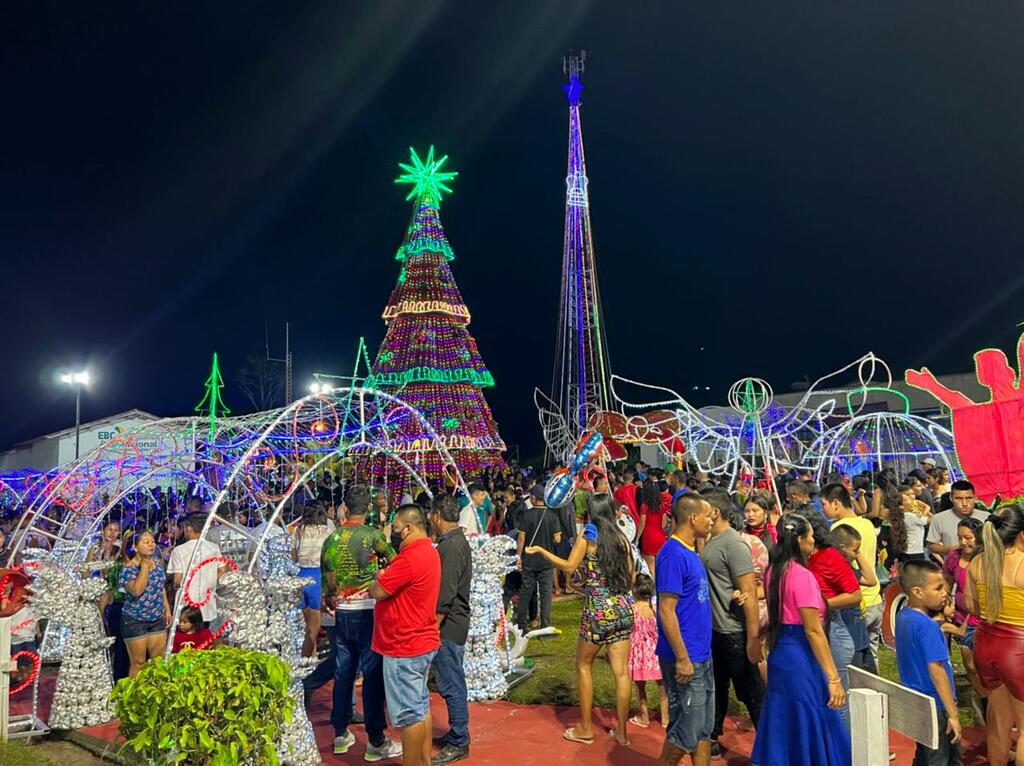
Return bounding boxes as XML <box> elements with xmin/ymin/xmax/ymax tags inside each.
<box><xmin>292</xmin><ymin>500</ymin><xmax>333</xmax><ymax>657</ymax></box>
<box><xmin>750</xmin><ymin>514</ymin><xmax>850</xmax><ymax>765</ymax></box>
<box><xmin>526</xmin><ymin>493</ymin><xmax>635</xmax><ymax>746</ymax></box>
<box><xmin>636</xmin><ymin>479</ymin><xmax>668</xmax><ymax>577</ymax></box>
<box><xmin>965</xmin><ymin>504</ymin><xmax>1024</xmax><ymax>766</ymax></box>
<box><xmin>743</xmin><ymin>495</ymin><xmax>777</xmax><ymax>547</ymax></box>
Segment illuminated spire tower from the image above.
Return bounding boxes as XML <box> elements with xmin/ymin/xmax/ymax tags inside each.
<box><xmin>551</xmin><ymin>51</ymin><xmax>613</xmax><ymax>434</ymax></box>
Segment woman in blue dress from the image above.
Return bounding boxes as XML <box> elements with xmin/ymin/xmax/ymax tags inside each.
<box><xmin>751</xmin><ymin>514</ymin><xmax>851</xmax><ymax>765</ymax></box>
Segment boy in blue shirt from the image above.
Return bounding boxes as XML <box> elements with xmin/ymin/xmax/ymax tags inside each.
<box><xmin>895</xmin><ymin>559</ymin><xmax>961</xmax><ymax>765</ymax></box>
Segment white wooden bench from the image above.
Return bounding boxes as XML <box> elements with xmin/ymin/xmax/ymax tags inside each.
<box><xmin>849</xmin><ymin>665</ymin><xmax>941</xmax><ymax>765</ymax></box>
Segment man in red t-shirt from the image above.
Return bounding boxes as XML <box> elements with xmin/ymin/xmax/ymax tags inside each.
<box><xmin>370</xmin><ymin>505</ymin><xmax>441</xmax><ymax>766</ymax></box>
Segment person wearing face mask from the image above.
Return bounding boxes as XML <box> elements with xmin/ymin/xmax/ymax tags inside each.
<box><xmin>370</xmin><ymin>505</ymin><xmax>442</xmax><ymax>766</ymax></box>
<box><xmin>320</xmin><ymin>484</ymin><xmax>400</xmax><ymax>761</ymax></box>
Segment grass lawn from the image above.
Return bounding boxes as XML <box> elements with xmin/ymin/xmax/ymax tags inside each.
<box><xmin>507</xmin><ymin>596</ymin><xmax>981</xmax><ymax>727</ymax></box>
<box><xmin>0</xmin><ymin>741</ymin><xmax>53</xmax><ymax>766</ymax></box>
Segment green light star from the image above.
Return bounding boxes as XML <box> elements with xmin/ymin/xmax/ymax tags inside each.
<box><xmin>737</xmin><ymin>379</ymin><xmax>767</xmax><ymax>414</ymax></box>
<box><xmin>395</xmin><ymin>146</ymin><xmax>457</xmax><ymax>202</ymax></box>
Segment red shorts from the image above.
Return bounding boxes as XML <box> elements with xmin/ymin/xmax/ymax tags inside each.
<box><xmin>975</xmin><ymin>621</ymin><xmax>1024</xmax><ymax>700</ymax></box>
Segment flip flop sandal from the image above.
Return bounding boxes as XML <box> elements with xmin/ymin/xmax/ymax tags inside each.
<box><xmin>563</xmin><ymin>727</ymin><xmax>593</xmax><ymax>745</ymax></box>
<box><xmin>628</xmin><ymin>716</ymin><xmax>650</xmax><ymax>728</ymax></box>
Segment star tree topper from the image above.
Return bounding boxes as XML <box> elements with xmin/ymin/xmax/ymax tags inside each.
<box><xmin>395</xmin><ymin>145</ymin><xmax>457</xmax><ymax>203</ymax></box>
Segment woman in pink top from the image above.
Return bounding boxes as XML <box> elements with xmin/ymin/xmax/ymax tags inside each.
<box><xmin>942</xmin><ymin>516</ymin><xmax>984</xmax><ymax>705</ymax></box>
<box><xmin>750</xmin><ymin>514</ymin><xmax>850</xmax><ymax>766</ymax></box>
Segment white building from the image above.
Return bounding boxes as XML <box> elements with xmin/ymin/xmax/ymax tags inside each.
<box><xmin>0</xmin><ymin>409</ymin><xmax>162</xmax><ymax>473</ymax></box>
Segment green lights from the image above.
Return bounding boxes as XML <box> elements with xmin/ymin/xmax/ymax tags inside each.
<box><xmin>195</xmin><ymin>352</ymin><xmax>230</xmax><ymax>443</ymax></box>
<box><xmin>395</xmin><ymin>146</ymin><xmax>457</xmax><ymax>203</ymax></box>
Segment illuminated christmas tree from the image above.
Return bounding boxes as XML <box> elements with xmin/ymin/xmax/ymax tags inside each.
<box><xmin>367</xmin><ymin>147</ymin><xmax>505</xmax><ymax>486</ymax></box>
<box><xmin>195</xmin><ymin>352</ymin><xmax>230</xmax><ymax>443</ymax></box>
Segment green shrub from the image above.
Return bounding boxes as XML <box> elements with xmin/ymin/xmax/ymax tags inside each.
<box><xmin>110</xmin><ymin>646</ymin><xmax>293</xmax><ymax>765</ymax></box>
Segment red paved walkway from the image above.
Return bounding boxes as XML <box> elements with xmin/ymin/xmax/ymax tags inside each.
<box><xmin>11</xmin><ymin>672</ymin><xmax>991</xmax><ymax>764</ymax></box>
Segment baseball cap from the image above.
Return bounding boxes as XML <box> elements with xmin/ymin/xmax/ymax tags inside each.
<box><xmin>921</xmin><ymin>457</ymin><xmax>937</xmax><ymax>467</ymax></box>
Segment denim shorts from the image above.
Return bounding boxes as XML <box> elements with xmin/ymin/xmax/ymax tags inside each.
<box><xmin>122</xmin><ymin>616</ymin><xmax>166</xmax><ymax>641</ymax></box>
<box><xmin>954</xmin><ymin>625</ymin><xmax>976</xmax><ymax>651</ymax></box>
<box><xmin>382</xmin><ymin>650</ymin><xmax>438</xmax><ymax>727</ymax></box>
<box><xmin>660</xmin><ymin>658</ymin><xmax>715</xmax><ymax>753</ymax></box>
<box><xmin>298</xmin><ymin>566</ymin><xmax>321</xmax><ymax>610</ymax></box>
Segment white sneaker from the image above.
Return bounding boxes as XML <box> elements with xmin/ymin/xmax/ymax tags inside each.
<box><xmin>334</xmin><ymin>731</ymin><xmax>356</xmax><ymax>754</ymax></box>
<box><xmin>365</xmin><ymin>737</ymin><xmax>402</xmax><ymax>762</ymax></box>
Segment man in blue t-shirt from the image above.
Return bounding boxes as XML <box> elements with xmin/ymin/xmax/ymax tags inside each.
<box><xmin>656</xmin><ymin>492</ymin><xmax>714</xmax><ymax>766</ymax></box>
<box><xmin>895</xmin><ymin>560</ymin><xmax>961</xmax><ymax>765</ymax></box>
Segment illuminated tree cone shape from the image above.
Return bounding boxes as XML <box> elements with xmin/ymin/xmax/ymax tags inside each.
<box><xmin>369</xmin><ymin>147</ymin><xmax>505</xmax><ymax>485</ymax></box>
<box><xmin>550</xmin><ymin>54</ymin><xmax>613</xmax><ymax>437</ymax></box>
<box><xmin>906</xmin><ymin>332</ymin><xmax>1024</xmax><ymax>504</ymax></box>
<box><xmin>195</xmin><ymin>351</ymin><xmax>231</xmax><ymax>444</ymax></box>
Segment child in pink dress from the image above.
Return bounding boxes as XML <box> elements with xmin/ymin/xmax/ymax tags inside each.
<box><xmin>628</xmin><ymin>574</ymin><xmax>669</xmax><ymax>727</ymax></box>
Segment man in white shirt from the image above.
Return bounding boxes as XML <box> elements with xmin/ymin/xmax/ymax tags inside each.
<box><xmin>167</xmin><ymin>513</ymin><xmax>225</xmax><ymax>626</ymax></box>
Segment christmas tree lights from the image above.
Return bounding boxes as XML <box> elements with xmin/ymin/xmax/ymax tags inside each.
<box><xmin>195</xmin><ymin>352</ymin><xmax>230</xmax><ymax>443</ymax></box>
<box><xmin>368</xmin><ymin>147</ymin><xmax>505</xmax><ymax>485</ymax></box>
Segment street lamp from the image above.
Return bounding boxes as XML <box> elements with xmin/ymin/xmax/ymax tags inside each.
<box><xmin>309</xmin><ymin>382</ymin><xmax>332</xmax><ymax>395</ymax></box>
<box><xmin>60</xmin><ymin>370</ymin><xmax>90</xmax><ymax>460</ymax></box>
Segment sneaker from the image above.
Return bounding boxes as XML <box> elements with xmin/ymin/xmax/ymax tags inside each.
<box><xmin>710</xmin><ymin>740</ymin><xmax>722</xmax><ymax>760</ymax></box>
<box><xmin>365</xmin><ymin>737</ymin><xmax>402</xmax><ymax>762</ymax></box>
<box><xmin>334</xmin><ymin>730</ymin><xmax>356</xmax><ymax>754</ymax></box>
<box><xmin>431</xmin><ymin>744</ymin><xmax>470</xmax><ymax>765</ymax></box>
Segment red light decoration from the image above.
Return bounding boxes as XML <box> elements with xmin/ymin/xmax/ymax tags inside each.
<box><xmin>0</xmin><ymin>567</ymin><xmax>31</xmax><ymax>617</ymax></box>
<box><xmin>8</xmin><ymin>649</ymin><xmax>40</xmax><ymax>695</ymax></box>
<box><xmin>183</xmin><ymin>556</ymin><xmax>239</xmax><ymax>609</ymax></box>
<box><xmin>194</xmin><ymin>620</ymin><xmax>233</xmax><ymax>650</ymax></box>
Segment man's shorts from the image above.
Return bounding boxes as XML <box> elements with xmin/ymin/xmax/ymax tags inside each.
<box><xmin>659</xmin><ymin>657</ymin><xmax>715</xmax><ymax>753</ymax></box>
<box><xmin>383</xmin><ymin>650</ymin><xmax>438</xmax><ymax>727</ymax></box>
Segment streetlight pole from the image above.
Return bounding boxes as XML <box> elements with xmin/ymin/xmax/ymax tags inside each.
<box><xmin>60</xmin><ymin>371</ymin><xmax>90</xmax><ymax>461</ymax></box>
<box><xmin>74</xmin><ymin>384</ymin><xmax>81</xmax><ymax>460</ymax></box>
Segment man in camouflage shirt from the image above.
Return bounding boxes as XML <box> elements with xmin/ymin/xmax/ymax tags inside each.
<box><xmin>321</xmin><ymin>484</ymin><xmax>400</xmax><ymax>759</ymax></box>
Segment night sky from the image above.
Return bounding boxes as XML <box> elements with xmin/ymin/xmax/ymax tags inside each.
<box><xmin>4</xmin><ymin>3</ymin><xmax>1024</xmax><ymax>460</ymax></box>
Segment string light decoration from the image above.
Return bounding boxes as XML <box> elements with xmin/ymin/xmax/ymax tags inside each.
<box><xmin>606</xmin><ymin>353</ymin><xmax>914</xmax><ymax>502</ymax></box>
<box><xmin>550</xmin><ymin>53</ymin><xmax>614</xmax><ymax>439</ymax></box>
<box><xmin>367</xmin><ymin>146</ymin><xmax>506</xmax><ymax>486</ymax></box>
<box><xmin>804</xmin><ymin>386</ymin><xmax>959</xmax><ymax>482</ymax></box>
<box><xmin>2</xmin><ymin>385</ymin><xmax>469</xmax><ymax>739</ymax></box>
<box><xmin>464</xmin><ymin>535</ymin><xmax>518</xmax><ymax>702</ymax></box>
<box><xmin>21</xmin><ymin>551</ymin><xmax>115</xmax><ymax>728</ymax></box>
<box><xmin>194</xmin><ymin>352</ymin><xmax>231</xmax><ymax>444</ymax></box>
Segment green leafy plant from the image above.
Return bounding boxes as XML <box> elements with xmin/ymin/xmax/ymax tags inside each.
<box><xmin>110</xmin><ymin>646</ymin><xmax>293</xmax><ymax>765</ymax></box>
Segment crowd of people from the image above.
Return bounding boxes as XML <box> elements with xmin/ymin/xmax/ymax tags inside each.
<box><xmin>564</xmin><ymin>459</ymin><xmax>1005</xmax><ymax>766</ymax></box>
<box><xmin>1</xmin><ymin>456</ymin><xmax>1018</xmax><ymax>766</ymax></box>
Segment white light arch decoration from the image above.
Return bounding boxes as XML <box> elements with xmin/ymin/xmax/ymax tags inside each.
<box><xmin>803</xmin><ymin>392</ymin><xmax>960</xmax><ymax>483</ymax></box>
<box><xmin>165</xmin><ymin>386</ymin><xmax>467</xmax><ymax>651</ymax></box>
<box><xmin>2</xmin><ymin>386</ymin><xmax>467</xmax><ymax>734</ymax></box>
<box><xmin>606</xmin><ymin>352</ymin><xmax>904</xmax><ymax>504</ymax></box>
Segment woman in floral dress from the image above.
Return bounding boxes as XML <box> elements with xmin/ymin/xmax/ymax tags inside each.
<box><xmin>526</xmin><ymin>494</ymin><xmax>635</xmax><ymax>746</ymax></box>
